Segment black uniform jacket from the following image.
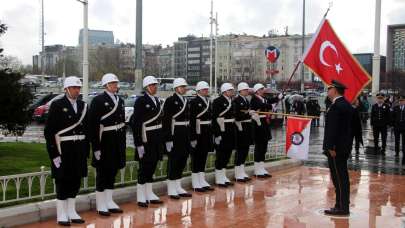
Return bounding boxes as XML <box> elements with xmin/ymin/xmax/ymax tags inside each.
<box><xmin>44</xmin><ymin>95</ymin><xmax>90</xmax><ymax>178</ymax></box>
<box><xmin>89</xmin><ymin>92</ymin><xmax>126</xmax><ymax>170</ymax></box>
<box><xmin>323</xmin><ymin>96</ymin><xmax>354</xmax><ymax>157</ymax></box>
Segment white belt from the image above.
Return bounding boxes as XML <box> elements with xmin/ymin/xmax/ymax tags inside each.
<box><xmin>199</xmin><ymin>120</ymin><xmax>211</xmax><ymax>125</ymax></box>
<box><xmin>145</xmin><ymin>124</ymin><xmax>162</xmax><ymax>131</ymax></box>
<box><xmin>259</xmin><ymin>115</ymin><xmax>267</xmax><ymax>118</ymax></box>
<box><xmin>224</xmin><ymin>118</ymin><xmax>235</xmax><ymax>123</ymax></box>
<box><xmin>240</xmin><ymin>119</ymin><xmax>252</xmax><ymax>123</ymax></box>
<box><xmin>174</xmin><ymin>121</ymin><xmax>190</xmax><ymax>126</ymax></box>
<box><xmin>60</xmin><ymin>135</ymin><xmax>86</xmax><ymax>142</ymax></box>
<box><xmin>102</xmin><ymin>123</ymin><xmax>125</xmax><ymax>132</ymax></box>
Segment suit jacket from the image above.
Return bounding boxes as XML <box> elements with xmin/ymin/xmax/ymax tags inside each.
<box><xmin>392</xmin><ymin>105</ymin><xmax>405</xmax><ymax>131</ymax></box>
<box><xmin>323</xmin><ymin>96</ymin><xmax>354</xmax><ymax>157</ymax></box>
<box><xmin>44</xmin><ymin>95</ymin><xmax>89</xmax><ymax>178</ymax></box>
<box><xmin>233</xmin><ymin>95</ymin><xmax>253</xmax><ymax>147</ymax></box>
<box><xmin>212</xmin><ymin>95</ymin><xmax>236</xmax><ymax>150</ymax></box>
<box><xmin>371</xmin><ymin>103</ymin><xmax>391</xmax><ymax>127</ymax></box>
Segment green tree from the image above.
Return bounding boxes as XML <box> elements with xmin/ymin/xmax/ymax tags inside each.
<box><xmin>0</xmin><ymin>21</ymin><xmax>33</xmax><ymax>137</ymax></box>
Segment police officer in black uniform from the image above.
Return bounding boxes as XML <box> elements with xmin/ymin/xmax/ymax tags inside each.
<box><xmin>371</xmin><ymin>93</ymin><xmax>391</xmax><ymax>154</ymax></box>
<box><xmin>212</xmin><ymin>83</ymin><xmax>236</xmax><ymax>187</ymax></box>
<box><xmin>44</xmin><ymin>76</ymin><xmax>89</xmax><ymax>226</ymax></box>
<box><xmin>89</xmin><ymin>73</ymin><xmax>126</xmax><ymax>215</ymax></box>
<box><xmin>233</xmin><ymin>82</ymin><xmax>255</xmax><ymax>182</ymax></box>
<box><xmin>131</xmin><ymin>75</ymin><xmax>164</xmax><ymax>207</ymax></box>
<box><xmin>189</xmin><ymin>81</ymin><xmax>215</xmax><ymax>192</ymax></box>
<box><xmin>392</xmin><ymin>95</ymin><xmax>405</xmax><ymax>161</ymax></box>
<box><xmin>250</xmin><ymin>83</ymin><xmax>281</xmax><ymax>178</ymax></box>
<box><xmin>323</xmin><ymin>80</ymin><xmax>353</xmax><ymax>216</ymax></box>
<box><xmin>163</xmin><ymin>78</ymin><xmax>193</xmax><ymax>199</ymax></box>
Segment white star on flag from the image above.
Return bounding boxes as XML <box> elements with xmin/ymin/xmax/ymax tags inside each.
<box><xmin>335</xmin><ymin>63</ymin><xmax>343</xmax><ymax>74</ymax></box>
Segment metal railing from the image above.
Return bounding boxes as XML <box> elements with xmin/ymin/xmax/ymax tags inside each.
<box><xmin>0</xmin><ymin>142</ymin><xmax>286</xmax><ymax>206</ymax></box>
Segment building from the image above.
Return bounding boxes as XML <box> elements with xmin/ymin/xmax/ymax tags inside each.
<box><xmin>173</xmin><ymin>35</ymin><xmax>214</xmax><ymax>84</ymax></box>
<box><xmin>78</xmin><ymin>29</ymin><xmax>114</xmax><ymax>46</ymax></box>
<box><xmin>353</xmin><ymin>53</ymin><xmax>386</xmax><ymax>76</ymax></box>
<box><xmin>216</xmin><ymin>34</ymin><xmax>312</xmax><ymax>86</ymax></box>
<box><xmin>387</xmin><ymin>24</ymin><xmax>405</xmax><ymax>72</ymax></box>
<box><xmin>157</xmin><ymin>45</ymin><xmax>174</xmax><ymax>78</ymax></box>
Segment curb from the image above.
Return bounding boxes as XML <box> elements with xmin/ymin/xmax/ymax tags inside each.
<box><xmin>0</xmin><ymin>159</ymin><xmax>302</xmax><ymax>227</ymax></box>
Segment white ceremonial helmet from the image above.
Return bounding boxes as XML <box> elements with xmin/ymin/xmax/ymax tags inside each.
<box><xmin>237</xmin><ymin>82</ymin><xmax>250</xmax><ymax>92</ymax></box>
<box><xmin>143</xmin><ymin>75</ymin><xmax>158</xmax><ymax>88</ymax></box>
<box><xmin>253</xmin><ymin>83</ymin><xmax>265</xmax><ymax>93</ymax></box>
<box><xmin>63</xmin><ymin>76</ymin><xmax>82</xmax><ymax>89</ymax></box>
<box><xmin>173</xmin><ymin>78</ymin><xmax>188</xmax><ymax>89</ymax></box>
<box><xmin>220</xmin><ymin>83</ymin><xmax>234</xmax><ymax>93</ymax></box>
<box><xmin>196</xmin><ymin>81</ymin><xmax>210</xmax><ymax>91</ymax></box>
<box><xmin>101</xmin><ymin>73</ymin><xmax>119</xmax><ymax>86</ymax></box>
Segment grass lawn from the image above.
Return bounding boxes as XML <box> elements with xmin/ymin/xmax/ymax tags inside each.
<box><xmin>0</xmin><ymin>142</ymin><xmax>135</xmax><ymax>176</ymax></box>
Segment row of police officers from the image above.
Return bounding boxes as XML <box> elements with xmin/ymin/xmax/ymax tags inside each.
<box><xmin>45</xmin><ymin>74</ymin><xmax>281</xmax><ymax>226</ymax></box>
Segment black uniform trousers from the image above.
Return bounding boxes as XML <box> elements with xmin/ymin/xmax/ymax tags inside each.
<box><xmin>372</xmin><ymin>126</ymin><xmax>387</xmax><ymax>150</ymax></box>
<box><xmin>137</xmin><ymin>142</ymin><xmax>161</xmax><ymax>184</ymax></box>
<box><xmin>55</xmin><ymin>177</ymin><xmax>81</xmax><ymax>200</ymax></box>
<box><xmin>327</xmin><ymin>154</ymin><xmax>350</xmax><ymax>211</ymax></box>
<box><xmin>394</xmin><ymin>129</ymin><xmax>405</xmax><ymax>154</ymax></box>
<box><xmin>167</xmin><ymin>126</ymin><xmax>190</xmax><ymax>180</ymax></box>
<box><xmin>254</xmin><ymin>141</ymin><xmax>268</xmax><ymax>162</ymax></box>
<box><xmin>235</xmin><ymin>123</ymin><xmax>252</xmax><ymax>166</ymax></box>
<box><xmin>191</xmin><ymin>145</ymin><xmax>209</xmax><ymax>173</ymax></box>
<box><xmin>96</xmin><ymin>167</ymin><xmax>118</xmax><ymax>191</ymax></box>
<box><xmin>215</xmin><ymin>148</ymin><xmax>233</xmax><ymax>170</ymax></box>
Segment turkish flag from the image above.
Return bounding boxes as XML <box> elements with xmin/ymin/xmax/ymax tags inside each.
<box><xmin>302</xmin><ymin>19</ymin><xmax>371</xmax><ymax>102</ymax></box>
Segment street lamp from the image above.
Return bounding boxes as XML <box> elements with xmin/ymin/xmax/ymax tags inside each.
<box><xmin>76</xmin><ymin>0</ymin><xmax>89</xmax><ymax>102</ymax></box>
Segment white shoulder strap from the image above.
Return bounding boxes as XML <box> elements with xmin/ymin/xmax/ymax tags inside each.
<box><xmin>101</xmin><ymin>97</ymin><xmax>119</xmax><ymax>121</ymax></box>
<box><xmin>56</xmin><ymin>103</ymin><xmax>87</xmax><ymax>136</ymax></box>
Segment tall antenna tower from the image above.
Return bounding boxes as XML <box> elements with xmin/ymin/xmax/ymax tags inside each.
<box><xmin>39</xmin><ymin>0</ymin><xmax>45</xmax><ymax>75</ymax></box>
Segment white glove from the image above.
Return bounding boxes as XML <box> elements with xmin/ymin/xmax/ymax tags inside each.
<box><xmin>190</xmin><ymin>140</ymin><xmax>197</xmax><ymax>148</ymax></box>
<box><xmin>278</xmin><ymin>93</ymin><xmax>284</xmax><ymax>100</ymax></box>
<box><xmin>166</xmin><ymin>141</ymin><xmax>173</xmax><ymax>152</ymax></box>
<box><xmin>137</xmin><ymin>146</ymin><xmax>145</xmax><ymax>159</ymax></box>
<box><xmin>248</xmin><ymin>110</ymin><xmax>256</xmax><ymax>116</ymax></box>
<box><xmin>53</xmin><ymin>156</ymin><xmax>61</xmax><ymax>168</ymax></box>
<box><xmin>94</xmin><ymin>150</ymin><xmax>101</xmax><ymax>160</ymax></box>
<box><xmin>215</xmin><ymin>136</ymin><xmax>222</xmax><ymax>145</ymax></box>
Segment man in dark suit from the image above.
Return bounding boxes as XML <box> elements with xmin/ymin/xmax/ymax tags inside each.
<box><xmin>392</xmin><ymin>95</ymin><xmax>405</xmax><ymax>161</ymax></box>
<box><xmin>163</xmin><ymin>78</ymin><xmax>193</xmax><ymax>199</ymax></box>
<box><xmin>212</xmin><ymin>83</ymin><xmax>237</xmax><ymax>187</ymax></box>
<box><xmin>88</xmin><ymin>73</ymin><xmax>126</xmax><ymax>215</ymax></box>
<box><xmin>131</xmin><ymin>75</ymin><xmax>164</xmax><ymax>207</ymax></box>
<box><xmin>323</xmin><ymin>80</ymin><xmax>353</xmax><ymax>216</ymax></box>
<box><xmin>371</xmin><ymin>93</ymin><xmax>391</xmax><ymax>154</ymax></box>
<box><xmin>189</xmin><ymin>81</ymin><xmax>215</xmax><ymax>192</ymax></box>
<box><xmin>44</xmin><ymin>76</ymin><xmax>89</xmax><ymax>225</ymax></box>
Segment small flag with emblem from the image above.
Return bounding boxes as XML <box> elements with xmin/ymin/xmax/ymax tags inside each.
<box><xmin>286</xmin><ymin>117</ymin><xmax>311</xmax><ymax>160</ymax></box>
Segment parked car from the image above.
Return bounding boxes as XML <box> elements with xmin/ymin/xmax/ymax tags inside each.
<box><xmin>29</xmin><ymin>93</ymin><xmax>60</xmax><ymax>118</ymax></box>
<box><xmin>33</xmin><ymin>94</ymin><xmax>64</xmax><ymax>123</ymax></box>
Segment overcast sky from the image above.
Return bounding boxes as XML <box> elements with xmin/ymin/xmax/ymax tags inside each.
<box><xmin>0</xmin><ymin>0</ymin><xmax>404</xmax><ymax>65</ymax></box>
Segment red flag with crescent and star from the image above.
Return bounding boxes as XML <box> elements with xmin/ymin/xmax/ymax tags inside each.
<box><xmin>302</xmin><ymin>19</ymin><xmax>371</xmax><ymax>102</ymax></box>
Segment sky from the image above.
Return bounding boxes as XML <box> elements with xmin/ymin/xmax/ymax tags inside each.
<box><xmin>0</xmin><ymin>0</ymin><xmax>404</xmax><ymax>65</ymax></box>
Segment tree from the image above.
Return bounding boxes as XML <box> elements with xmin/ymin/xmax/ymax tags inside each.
<box><xmin>0</xmin><ymin>21</ymin><xmax>33</xmax><ymax>137</ymax></box>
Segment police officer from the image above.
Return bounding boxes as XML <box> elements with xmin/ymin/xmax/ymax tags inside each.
<box><xmin>250</xmin><ymin>83</ymin><xmax>281</xmax><ymax>178</ymax></box>
<box><xmin>189</xmin><ymin>81</ymin><xmax>215</xmax><ymax>192</ymax></box>
<box><xmin>131</xmin><ymin>76</ymin><xmax>164</xmax><ymax>207</ymax></box>
<box><xmin>44</xmin><ymin>76</ymin><xmax>89</xmax><ymax>226</ymax></box>
<box><xmin>88</xmin><ymin>73</ymin><xmax>126</xmax><ymax>215</ymax></box>
<box><xmin>307</xmin><ymin>97</ymin><xmax>321</xmax><ymax>127</ymax></box>
<box><xmin>212</xmin><ymin>83</ymin><xmax>236</xmax><ymax>187</ymax></box>
<box><xmin>392</xmin><ymin>95</ymin><xmax>405</xmax><ymax>160</ymax></box>
<box><xmin>163</xmin><ymin>78</ymin><xmax>193</xmax><ymax>199</ymax></box>
<box><xmin>233</xmin><ymin>82</ymin><xmax>255</xmax><ymax>182</ymax></box>
<box><xmin>371</xmin><ymin>93</ymin><xmax>391</xmax><ymax>154</ymax></box>
<box><xmin>323</xmin><ymin>80</ymin><xmax>353</xmax><ymax>216</ymax></box>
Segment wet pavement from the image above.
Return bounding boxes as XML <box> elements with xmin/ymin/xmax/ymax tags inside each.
<box><xmin>18</xmin><ymin>166</ymin><xmax>405</xmax><ymax>228</ymax></box>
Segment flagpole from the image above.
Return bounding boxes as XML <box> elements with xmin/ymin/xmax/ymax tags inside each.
<box><xmin>255</xmin><ymin>111</ymin><xmax>320</xmax><ymax>119</ymax></box>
